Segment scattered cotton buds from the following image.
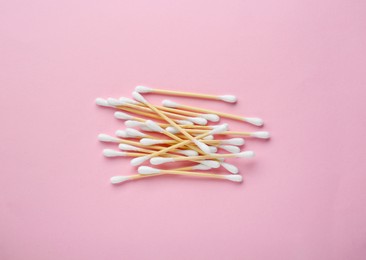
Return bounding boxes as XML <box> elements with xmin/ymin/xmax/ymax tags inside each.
<box><xmin>96</xmin><ymin>87</ymin><xmax>270</xmax><ymax>185</ymax></box>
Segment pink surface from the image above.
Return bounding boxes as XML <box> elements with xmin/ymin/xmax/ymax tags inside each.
<box><xmin>1</xmin><ymin>0</ymin><xmax>366</xmax><ymax>259</ymax></box>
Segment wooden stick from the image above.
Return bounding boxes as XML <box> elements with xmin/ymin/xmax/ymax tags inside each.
<box><xmin>116</xmin><ymin>101</ymin><xmax>204</xmax><ymax>122</ymax></box>
<box><xmin>136</xmin><ymin>86</ymin><xmax>237</xmax><ymax>103</ymax></box>
<box><xmin>162</xmin><ymin>100</ymin><xmax>263</xmax><ymax>126</ymax></box>
<box><xmin>110</xmin><ymin>164</ymin><xmax>216</xmax><ymax>183</ymax></box>
<box><xmin>137</xmin><ymin>167</ymin><xmax>242</xmax><ymax>182</ymax></box>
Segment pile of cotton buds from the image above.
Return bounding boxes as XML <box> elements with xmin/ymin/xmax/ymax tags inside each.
<box><xmin>96</xmin><ymin>86</ymin><xmax>270</xmax><ymax>184</ymax></box>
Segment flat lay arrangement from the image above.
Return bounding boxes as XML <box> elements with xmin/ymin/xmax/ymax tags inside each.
<box><xmin>96</xmin><ymin>86</ymin><xmax>270</xmax><ymax>184</ymax></box>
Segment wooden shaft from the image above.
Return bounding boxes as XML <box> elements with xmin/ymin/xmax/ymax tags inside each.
<box><xmin>176</xmin><ymin>104</ymin><xmax>244</xmax><ymax>121</ymax></box>
<box><xmin>159</xmin><ymin>170</ymin><xmax>227</xmax><ymax>179</ymax></box>
<box><xmin>132</xmin><ymin>101</ymin><xmax>204</xmax><ymax>117</ymax></box>
<box><xmin>152</xmin><ymin>89</ymin><xmax>221</xmax><ymax>100</ymax></box>
<box><xmin>162</xmin><ymin>153</ymin><xmax>237</xmax><ymax>162</ymax></box>
<box><xmin>120</xmin><ymin>102</ymin><xmax>196</xmax><ymax>120</ymax></box>
<box><xmin>169</xmin><ymin>128</ymin><xmax>251</xmax><ymax>136</ymax></box>
<box><xmin>116</xmin><ymin>164</ymin><xmax>210</xmax><ymax>182</ymax></box>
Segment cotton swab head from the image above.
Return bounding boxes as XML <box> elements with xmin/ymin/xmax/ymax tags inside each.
<box><xmin>199</xmin><ymin>114</ymin><xmax>220</xmax><ymax>122</ymax></box>
<box><xmin>176</xmin><ymin>120</ymin><xmax>194</xmax><ymax>125</ymax></box>
<box><xmin>251</xmin><ymin>131</ymin><xmax>270</xmax><ymax>139</ymax></box>
<box><xmin>220</xmin><ymin>162</ymin><xmax>239</xmax><ymax>174</ymax></box>
<box><xmin>187</xmin><ymin>117</ymin><xmax>207</xmax><ymax>125</ymax></box>
<box><xmin>140</xmin><ymin>125</ymin><xmax>155</xmax><ymax>132</ymax></box>
<box><xmin>95</xmin><ymin>98</ymin><xmax>112</xmax><ymax>107</ymax></box>
<box><xmin>162</xmin><ymin>100</ymin><xmax>179</xmax><ymax>108</ymax></box>
<box><xmin>138</xmin><ymin>166</ymin><xmax>160</xmax><ymax>174</ymax></box>
<box><xmin>193</xmin><ymin>139</ymin><xmax>212</xmax><ymax>154</ymax></box>
<box><xmin>125</xmin><ymin>128</ymin><xmax>147</xmax><ymax>137</ymax></box>
<box><xmin>107</xmin><ymin>98</ymin><xmax>124</xmax><ymax>106</ymax></box>
<box><xmin>130</xmin><ymin>155</ymin><xmax>151</xmax><ymax>166</ymax></box>
<box><xmin>145</xmin><ymin>120</ymin><xmax>164</xmax><ymax>133</ymax></box>
<box><xmin>119</xmin><ymin>97</ymin><xmax>139</xmax><ymax>105</ymax></box>
<box><xmin>220</xmin><ymin>138</ymin><xmax>245</xmax><ymax>146</ymax></box>
<box><xmin>243</xmin><ymin>117</ymin><xmax>264</xmax><ymax>126</ymax></box>
<box><xmin>209</xmin><ymin>146</ymin><xmax>218</xmax><ymax>153</ymax></box>
<box><xmin>219</xmin><ymin>145</ymin><xmax>241</xmax><ymax>153</ymax></box>
<box><xmin>132</xmin><ymin>91</ymin><xmax>147</xmax><ymax>103</ymax></box>
<box><xmin>224</xmin><ymin>175</ymin><xmax>243</xmax><ymax>182</ymax></box>
<box><xmin>199</xmin><ymin>160</ymin><xmax>220</xmax><ymax>168</ymax></box>
<box><xmin>140</xmin><ymin>138</ymin><xmax>166</xmax><ymax>146</ymax></box>
<box><xmin>135</xmin><ymin>86</ymin><xmax>153</xmax><ymax>93</ymax></box>
<box><xmin>150</xmin><ymin>157</ymin><xmax>175</xmax><ymax>165</ymax></box>
<box><xmin>236</xmin><ymin>151</ymin><xmax>255</xmax><ymax>158</ymax></box>
<box><xmin>203</xmin><ymin>135</ymin><xmax>214</xmax><ymax>140</ymax></box>
<box><xmin>103</xmin><ymin>149</ymin><xmax>126</xmax><ymax>157</ymax></box>
<box><xmin>124</xmin><ymin>120</ymin><xmax>144</xmax><ymax>128</ymax></box>
<box><xmin>192</xmin><ymin>164</ymin><xmax>212</xmax><ymax>170</ymax></box>
<box><xmin>98</xmin><ymin>134</ymin><xmax>121</xmax><ymax>143</ymax></box>
<box><xmin>209</xmin><ymin>123</ymin><xmax>228</xmax><ymax>135</ymax></box>
<box><xmin>176</xmin><ymin>150</ymin><xmax>198</xmax><ymax>156</ymax></box>
<box><xmin>219</xmin><ymin>95</ymin><xmax>237</xmax><ymax>103</ymax></box>
<box><xmin>118</xmin><ymin>144</ymin><xmax>140</xmax><ymax>151</ymax></box>
<box><xmin>114</xmin><ymin>111</ymin><xmax>133</xmax><ymax>120</ymax></box>
<box><xmin>165</xmin><ymin>127</ymin><xmax>179</xmax><ymax>134</ymax></box>
<box><xmin>110</xmin><ymin>175</ymin><xmax>132</xmax><ymax>184</ymax></box>
<box><xmin>115</xmin><ymin>130</ymin><xmax>129</xmax><ymax>138</ymax></box>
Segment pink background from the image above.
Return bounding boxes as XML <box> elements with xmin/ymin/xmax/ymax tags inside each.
<box><xmin>1</xmin><ymin>0</ymin><xmax>366</xmax><ymax>259</ymax></box>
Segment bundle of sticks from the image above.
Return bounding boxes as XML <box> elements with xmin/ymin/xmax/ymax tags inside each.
<box><xmin>96</xmin><ymin>86</ymin><xmax>270</xmax><ymax>184</ymax></box>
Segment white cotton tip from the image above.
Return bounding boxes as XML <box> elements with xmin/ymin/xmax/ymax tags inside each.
<box><xmin>145</xmin><ymin>120</ymin><xmax>164</xmax><ymax>133</ymax></box>
<box><xmin>251</xmin><ymin>131</ymin><xmax>270</xmax><ymax>139</ymax></box>
<box><xmin>192</xmin><ymin>164</ymin><xmax>212</xmax><ymax>170</ymax></box>
<box><xmin>221</xmin><ymin>138</ymin><xmax>245</xmax><ymax>146</ymax></box>
<box><xmin>140</xmin><ymin>138</ymin><xmax>165</xmax><ymax>146</ymax></box>
<box><xmin>119</xmin><ymin>97</ymin><xmax>139</xmax><ymax>105</ymax></box>
<box><xmin>236</xmin><ymin>151</ymin><xmax>255</xmax><ymax>158</ymax></box>
<box><xmin>115</xmin><ymin>130</ymin><xmax>129</xmax><ymax>138</ymax></box>
<box><xmin>166</xmin><ymin>126</ymin><xmax>179</xmax><ymax>134</ymax></box>
<box><xmin>199</xmin><ymin>114</ymin><xmax>220</xmax><ymax>122</ymax></box>
<box><xmin>140</xmin><ymin>125</ymin><xmax>155</xmax><ymax>132</ymax></box>
<box><xmin>219</xmin><ymin>145</ymin><xmax>241</xmax><ymax>153</ymax></box>
<box><xmin>200</xmin><ymin>160</ymin><xmax>220</xmax><ymax>168</ymax></box>
<box><xmin>130</xmin><ymin>155</ymin><xmax>150</xmax><ymax>166</ymax></box>
<box><xmin>209</xmin><ymin>124</ymin><xmax>228</xmax><ymax>135</ymax></box>
<box><xmin>176</xmin><ymin>150</ymin><xmax>198</xmax><ymax>156</ymax></box>
<box><xmin>110</xmin><ymin>176</ymin><xmax>131</xmax><ymax>184</ymax></box>
<box><xmin>103</xmin><ymin>149</ymin><xmax>126</xmax><ymax>157</ymax></box>
<box><xmin>118</xmin><ymin>144</ymin><xmax>139</xmax><ymax>151</ymax></box>
<box><xmin>135</xmin><ymin>86</ymin><xmax>153</xmax><ymax>93</ymax></box>
<box><xmin>162</xmin><ymin>99</ymin><xmax>179</xmax><ymax>108</ymax></box>
<box><xmin>203</xmin><ymin>135</ymin><xmax>214</xmax><ymax>140</ymax></box>
<box><xmin>114</xmin><ymin>111</ymin><xmax>133</xmax><ymax>120</ymax></box>
<box><xmin>95</xmin><ymin>98</ymin><xmax>112</xmax><ymax>107</ymax></box>
<box><xmin>219</xmin><ymin>95</ymin><xmax>237</xmax><ymax>103</ymax></box>
<box><xmin>221</xmin><ymin>162</ymin><xmax>239</xmax><ymax>174</ymax></box>
<box><xmin>188</xmin><ymin>117</ymin><xmax>207</xmax><ymax>125</ymax></box>
<box><xmin>107</xmin><ymin>98</ymin><xmax>124</xmax><ymax>106</ymax></box>
<box><xmin>98</xmin><ymin>134</ymin><xmax>120</xmax><ymax>143</ymax></box>
<box><xmin>132</xmin><ymin>91</ymin><xmax>147</xmax><ymax>103</ymax></box>
<box><xmin>225</xmin><ymin>175</ymin><xmax>243</xmax><ymax>182</ymax></box>
<box><xmin>125</xmin><ymin>128</ymin><xmax>146</xmax><ymax>137</ymax></box>
<box><xmin>124</xmin><ymin>120</ymin><xmax>144</xmax><ymax>128</ymax></box>
<box><xmin>193</xmin><ymin>140</ymin><xmax>212</xmax><ymax>154</ymax></box>
<box><xmin>176</xmin><ymin>120</ymin><xmax>193</xmax><ymax>125</ymax></box>
<box><xmin>150</xmin><ymin>157</ymin><xmax>175</xmax><ymax>165</ymax></box>
<box><xmin>209</xmin><ymin>146</ymin><xmax>218</xmax><ymax>153</ymax></box>
<box><xmin>138</xmin><ymin>166</ymin><xmax>161</xmax><ymax>175</ymax></box>
<box><xmin>243</xmin><ymin>117</ymin><xmax>264</xmax><ymax>126</ymax></box>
